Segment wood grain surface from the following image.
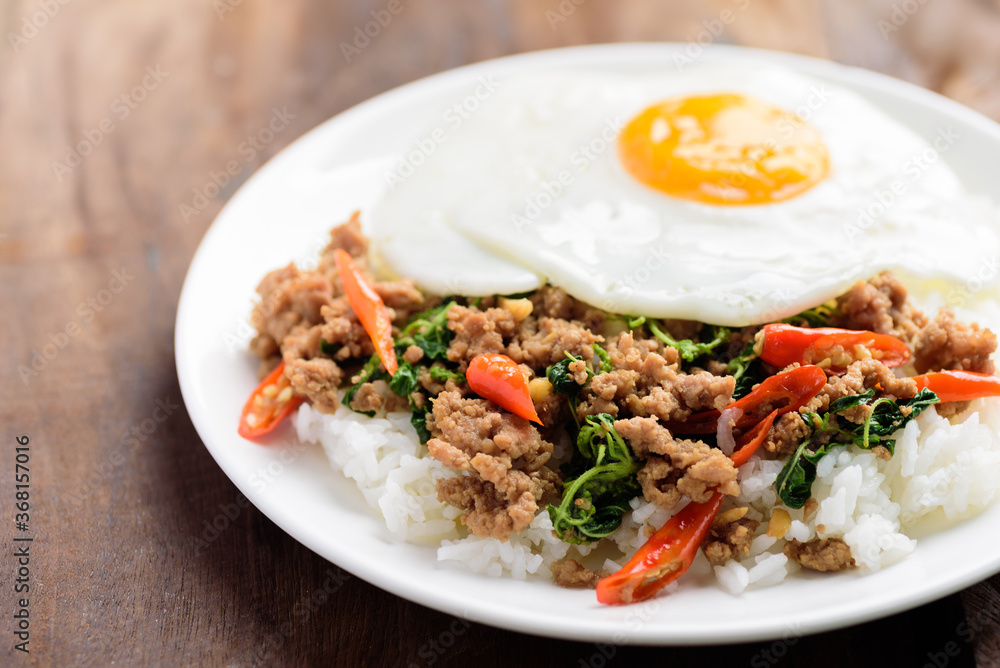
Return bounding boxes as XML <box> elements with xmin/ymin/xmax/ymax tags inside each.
<box><xmin>3</xmin><ymin>1</ymin><xmax>1000</xmax><ymax>666</ymax></box>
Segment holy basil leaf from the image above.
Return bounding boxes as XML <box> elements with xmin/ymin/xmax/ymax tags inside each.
<box><xmin>775</xmin><ymin>437</ymin><xmax>823</xmax><ymax>510</ymax></box>
<box><xmin>547</xmin><ymin>346</ymin><xmax>609</xmax><ymax>398</ymax></box>
<box><xmin>838</xmin><ymin>388</ymin><xmax>939</xmax><ymax>453</ymax></box>
<box><xmin>397</xmin><ymin>300</ymin><xmax>455</xmax><ymax>361</ymax></box>
<box><xmin>774</xmin><ymin>389</ymin><xmax>940</xmax><ymax>508</ymax></box>
<box><xmin>728</xmin><ymin>340</ymin><xmax>762</xmax><ymax>400</ymax></box>
<box><xmin>384</xmin><ymin>300</ymin><xmax>467</xmax><ymax>442</ymax></box>
<box><xmin>410</xmin><ymin>404</ymin><xmax>432</xmax><ymax>444</ymax></box>
<box><xmin>547</xmin><ymin>413</ymin><xmax>641</xmax><ymax>543</ymax></box>
<box><xmin>546</xmin><ymin>350</ymin><xmax>609</xmax><ymax>430</ymax></box>
<box><xmin>340</xmin><ymin>299</ymin><xmax>466</xmax><ymax>442</ymax></box>
<box><xmin>342</xmin><ymin>354</ymin><xmax>386</xmax><ymax>417</ymax></box>
<box><xmin>413</xmin><ymin>333</ymin><xmax>450</xmax><ymax>360</ymax></box>
<box><xmin>388</xmin><ymin>360</ymin><xmax>420</xmax><ymax>397</ymax></box>
<box><xmin>732</xmin><ymin>375</ymin><xmax>756</xmax><ymax>401</ymax></box>
<box><xmin>547</xmin><ymin>355</ymin><xmax>586</xmax><ymax>396</ymax></box>
<box><xmin>903</xmin><ymin>388</ymin><xmax>940</xmax><ymax>418</ymax></box>
<box><xmin>546</xmin><ymin>355</ymin><xmax>585</xmax><ymax>426</ymax></box>
<box><xmin>386</xmin><ymin>361</ymin><xmax>463</xmax><ymax>445</ymax></box>
<box><xmin>727</xmin><ymin>340</ymin><xmax>755</xmax><ymax>378</ymax></box>
<box><xmin>829</xmin><ymin>388</ymin><xmax>876</xmax><ymax>414</ymax></box>
<box><xmin>782</xmin><ymin>301</ymin><xmax>840</xmax><ymax>328</ymax></box>
<box><xmin>593</xmin><ymin>343</ymin><xmax>612</xmax><ymax>374</ymax></box>
<box><xmin>427</xmin><ymin>365</ymin><xmax>465</xmax><ymax>383</ymax></box>
<box><xmin>648</xmin><ymin>321</ymin><xmax>730</xmax><ymax>362</ymax></box>
<box><xmin>578</xmin><ymin>491</ymin><xmax>639</xmax><ymax>539</ymax></box>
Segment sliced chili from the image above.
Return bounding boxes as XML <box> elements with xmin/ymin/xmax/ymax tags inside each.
<box><xmin>912</xmin><ymin>369</ymin><xmax>1000</xmax><ymax>403</ymax></box>
<box><xmin>238</xmin><ymin>361</ymin><xmax>304</xmax><ymax>439</ymax></box>
<box><xmin>758</xmin><ymin>323</ymin><xmax>911</xmax><ymax>372</ymax></box>
<box><xmin>596</xmin><ymin>365</ymin><xmax>827</xmax><ymax>605</ymax></box>
<box><xmin>681</xmin><ymin>365</ymin><xmax>829</xmax><ymax>434</ymax></box>
<box><xmin>596</xmin><ymin>493</ymin><xmax>723</xmax><ymax>605</ymax></box>
<box><xmin>334</xmin><ymin>247</ymin><xmax>398</xmax><ymax>377</ymax></box>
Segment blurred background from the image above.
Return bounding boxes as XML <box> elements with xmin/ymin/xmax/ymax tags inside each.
<box><xmin>2</xmin><ymin>1</ymin><xmax>1000</xmax><ymax>665</ymax></box>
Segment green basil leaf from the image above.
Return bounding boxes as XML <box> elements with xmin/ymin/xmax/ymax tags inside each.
<box><xmin>341</xmin><ymin>354</ymin><xmax>386</xmax><ymax>417</ymax></box>
<box><xmin>782</xmin><ymin>302</ymin><xmax>840</xmax><ymax>328</ymax></box>
<box><xmin>648</xmin><ymin>321</ymin><xmax>730</xmax><ymax>362</ymax></box>
<box><xmin>410</xmin><ymin>405</ymin><xmax>431</xmax><ymax>444</ymax></box>
<box><xmin>546</xmin><ymin>413</ymin><xmax>641</xmax><ymax>544</ymax></box>
<box><xmin>829</xmin><ymin>388</ymin><xmax>876</xmax><ymax>414</ymax></box>
<box><xmin>593</xmin><ymin>343</ymin><xmax>612</xmax><ymax>374</ymax></box>
<box><xmin>775</xmin><ymin>438</ymin><xmax>826</xmax><ymax>509</ymax></box>
<box><xmin>388</xmin><ymin>360</ymin><xmax>420</xmax><ymax>397</ymax></box>
<box><xmin>547</xmin><ymin>356</ymin><xmax>585</xmax><ymax>396</ymax></box>
<box><xmin>772</xmin><ymin>388</ymin><xmax>941</xmax><ymax>507</ymax></box>
<box><xmin>427</xmin><ymin>366</ymin><xmax>465</xmax><ymax>383</ymax></box>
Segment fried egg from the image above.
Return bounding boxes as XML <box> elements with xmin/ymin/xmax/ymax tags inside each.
<box><xmin>368</xmin><ymin>65</ymin><xmax>1000</xmax><ymax>325</ymax></box>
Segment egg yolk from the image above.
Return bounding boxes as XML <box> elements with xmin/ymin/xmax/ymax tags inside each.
<box><xmin>618</xmin><ymin>94</ymin><xmax>830</xmax><ymax>205</ymax></box>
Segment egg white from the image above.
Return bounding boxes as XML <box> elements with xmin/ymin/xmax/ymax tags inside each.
<box><xmin>368</xmin><ymin>65</ymin><xmax>1000</xmax><ymax>325</ymax></box>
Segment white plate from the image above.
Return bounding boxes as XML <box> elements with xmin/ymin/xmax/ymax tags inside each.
<box><xmin>175</xmin><ymin>44</ymin><xmax>1000</xmax><ymax>645</ymax></box>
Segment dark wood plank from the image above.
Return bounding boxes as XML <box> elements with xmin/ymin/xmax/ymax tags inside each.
<box><xmin>2</xmin><ymin>0</ymin><xmax>999</xmax><ymax>665</ymax></box>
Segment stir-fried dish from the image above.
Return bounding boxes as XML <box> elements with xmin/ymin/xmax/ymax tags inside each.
<box><xmin>240</xmin><ymin>215</ymin><xmax>1000</xmax><ymax>605</ymax></box>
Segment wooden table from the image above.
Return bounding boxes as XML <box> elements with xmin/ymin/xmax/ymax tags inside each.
<box><xmin>3</xmin><ymin>1</ymin><xmax>1000</xmax><ymax>665</ymax></box>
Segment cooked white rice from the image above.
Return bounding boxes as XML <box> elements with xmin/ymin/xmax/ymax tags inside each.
<box><xmin>295</xmin><ymin>402</ymin><xmax>462</xmax><ymax>542</ymax></box>
<box><xmin>706</xmin><ymin>283</ymin><xmax>1000</xmax><ymax>594</ymax></box>
<box><xmin>297</xmin><ymin>395</ymin><xmax>1000</xmax><ymax>590</ymax></box>
<box><xmin>295</xmin><ymin>397</ymin><xmax>594</xmax><ymax>578</ymax></box>
<box><xmin>294</xmin><ymin>289</ymin><xmax>1000</xmax><ymax>594</ymax></box>
<box><xmin>714</xmin><ymin>398</ymin><xmax>1000</xmax><ymax>593</ymax></box>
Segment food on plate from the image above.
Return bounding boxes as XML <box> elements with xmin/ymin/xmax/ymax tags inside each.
<box><xmin>242</xmin><ymin>218</ymin><xmax>1000</xmax><ymax>603</ymax></box>
<box><xmin>334</xmin><ymin>247</ymin><xmax>399</xmax><ymax>376</ymax></box>
<box><xmin>238</xmin><ymin>64</ymin><xmax>1000</xmax><ymax>604</ymax></box>
<box><xmin>238</xmin><ymin>361</ymin><xmax>304</xmax><ymax>439</ymax></box>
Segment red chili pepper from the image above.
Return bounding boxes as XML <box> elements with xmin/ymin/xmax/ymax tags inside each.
<box><xmin>466</xmin><ymin>354</ymin><xmax>542</xmax><ymax>424</ymax></box>
<box><xmin>597</xmin><ymin>365</ymin><xmax>827</xmax><ymax>605</ymax></box>
<box><xmin>729</xmin><ymin>364</ymin><xmax>828</xmax><ymax>428</ymax></box>
<box><xmin>730</xmin><ymin>411</ymin><xmax>781</xmax><ymax>468</ymax></box>
<box><xmin>759</xmin><ymin>323</ymin><xmax>910</xmax><ymax>372</ymax></box>
<box><xmin>334</xmin><ymin>248</ymin><xmax>398</xmax><ymax>377</ymax></box>
<box><xmin>912</xmin><ymin>370</ymin><xmax>1000</xmax><ymax>403</ymax></box>
<box><xmin>597</xmin><ymin>493</ymin><xmax>723</xmax><ymax>605</ymax></box>
<box><xmin>238</xmin><ymin>361</ymin><xmax>305</xmax><ymax>439</ymax></box>
<box><xmin>681</xmin><ymin>365</ymin><xmax>829</xmax><ymax>434</ymax></box>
